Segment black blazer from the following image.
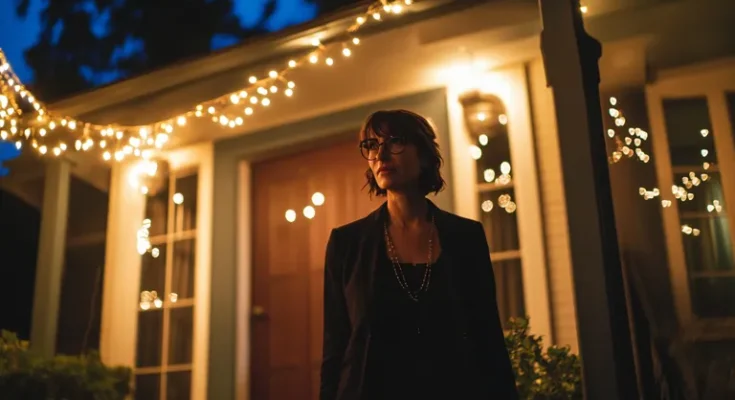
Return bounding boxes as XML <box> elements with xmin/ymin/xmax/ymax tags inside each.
<box><xmin>319</xmin><ymin>201</ymin><xmax>518</xmax><ymax>400</ymax></box>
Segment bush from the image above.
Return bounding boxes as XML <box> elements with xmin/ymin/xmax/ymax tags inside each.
<box><xmin>505</xmin><ymin>317</ymin><xmax>583</xmax><ymax>400</ymax></box>
<box><xmin>0</xmin><ymin>330</ymin><xmax>132</xmax><ymax>400</ymax></box>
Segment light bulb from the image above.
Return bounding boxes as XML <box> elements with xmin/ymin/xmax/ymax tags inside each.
<box><xmin>500</xmin><ymin>162</ymin><xmax>511</xmax><ymax>175</ymax></box>
<box><xmin>312</xmin><ymin>192</ymin><xmax>325</xmax><ymax>206</ymax></box>
<box><xmin>303</xmin><ymin>206</ymin><xmax>316</xmax><ymax>219</ymax></box>
<box><xmin>173</xmin><ymin>193</ymin><xmax>184</xmax><ymax>205</ymax></box>
<box><xmin>285</xmin><ymin>209</ymin><xmax>297</xmax><ymax>222</ymax></box>
<box><xmin>469</xmin><ymin>145</ymin><xmax>482</xmax><ymax>160</ymax></box>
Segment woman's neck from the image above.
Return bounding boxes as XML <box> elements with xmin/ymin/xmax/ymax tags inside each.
<box><xmin>386</xmin><ymin>190</ymin><xmax>428</xmax><ymax>229</ymax></box>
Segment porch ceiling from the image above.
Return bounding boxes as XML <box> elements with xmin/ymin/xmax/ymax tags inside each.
<box><xmin>0</xmin><ymin>150</ymin><xmax>109</xmax><ymax>209</ymax></box>
<box><xmin>0</xmin><ymin>153</ymin><xmax>45</xmax><ymax>209</ymax></box>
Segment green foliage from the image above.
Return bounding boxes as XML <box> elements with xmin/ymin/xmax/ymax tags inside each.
<box><xmin>0</xmin><ymin>330</ymin><xmax>132</xmax><ymax>400</ymax></box>
<box><xmin>505</xmin><ymin>317</ymin><xmax>583</xmax><ymax>400</ymax></box>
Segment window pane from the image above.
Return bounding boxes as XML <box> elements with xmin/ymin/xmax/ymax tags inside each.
<box><xmin>167</xmin><ymin>371</ymin><xmax>191</xmax><ymax>400</ymax></box>
<box><xmin>171</xmin><ymin>239</ymin><xmax>195</xmax><ymax>300</ymax></box>
<box><xmin>135</xmin><ymin>373</ymin><xmax>161</xmax><ymax>400</ymax></box>
<box><xmin>474</xmin><ymin>133</ymin><xmax>512</xmax><ymax>185</ymax></box>
<box><xmin>662</xmin><ymin>98</ymin><xmax>717</xmax><ymax>166</ymax></box>
<box><xmin>146</xmin><ymin>180</ymin><xmax>170</xmax><ymax>237</ymax></box>
<box><xmin>140</xmin><ymin>243</ymin><xmax>167</xmax><ymax>300</ymax></box>
<box><xmin>168</xmin><ymin>306</ymin><xmax>194</xmax><ymax>365</ymax></box>
<box><xmin>493</xmin><ymin>258</ymin><xmax>525</xmax><ymax>329</ymax></box>
<box><xmin>478</xmin><ymin>189</ymin><xmax>520</xmax><ymax>252</ymax></box>
<box><xmin>681</xmin><ymin>216</ymin><xmax>734</xmax><ymax>273</ymax></box>
<box><xmin>675</xmin><ymin>171</ymin><xmax>726</xmax><ymax>214</ymax></box>
<box><xmin>691</xmin><ymin>277</ymin><xmax>735</xmax><ymax>318</ymax></box>
<box><xmin>173</xmin><ymin>174</ymin><xmax>198</xmax><ymax>232</ymax></box>
<box><xmin>137</xmin><ymin>309</ymin><xmax>163</xmax><ymax>368</ymax></box>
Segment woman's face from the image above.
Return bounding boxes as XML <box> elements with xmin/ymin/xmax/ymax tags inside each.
<box><xmin>364</xmin><ymin>133</ymin><xmax>422</xmax><ymax>193</ymax></box>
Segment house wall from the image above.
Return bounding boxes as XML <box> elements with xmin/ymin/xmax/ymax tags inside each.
<box><xmin>91</xmin><ymin>0</ymin><xmax>735</xmax><ymax>396</ymax></box>
<box><xmin>209</xmin><ymin>61</ymin><xmax>566</xmax><ymax>398</ymax></box>
<box><xmin>95</xmin><ymin>4</ymin><xmax>579</xmax><ymax>397</ymax></box>
<box><xmin>210</xmin><ymin>89</ymin><xmax>452</xmax><ymax>400</ymax></box>
<box><xmin>527</xmin><ymin>58</ymin><xmax>579</xmax><ymax>350</ymax></box>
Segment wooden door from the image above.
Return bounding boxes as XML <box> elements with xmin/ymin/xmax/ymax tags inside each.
<box><xmin>251</xmin><ymin>138</ymin><xmax>379</xmax><ymax>400</ymax></box>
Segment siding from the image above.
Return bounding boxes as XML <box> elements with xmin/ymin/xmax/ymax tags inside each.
<box><xmin>527</xmin><ymin>58</ymin><xmax>579</xmax><ymax>351</ymax></box>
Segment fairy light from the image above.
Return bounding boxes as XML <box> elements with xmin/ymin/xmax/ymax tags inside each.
<box><xmin>609</xmin><ymin>98</ymin><xmax>724</xmax><ymax>241</ymax></box>
<box><xmin>497</xmin><ymin>193</ymin><xmax>517</xmax><ymax>214</ymax></box>
<box><xmin>0</xmin><ymin>0</ymin><xmax>417</xmax><ymax>162</ymax></box>
<box><xmin>605</xmin><ymin>97</ymin><xmax>651</xmax><ymax>165</ymax></box>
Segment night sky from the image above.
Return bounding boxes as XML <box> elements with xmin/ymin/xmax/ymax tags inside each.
<box><xmin>0</xmin><ymin>0</ymin><xmax>318</xmax><ymax>84</ymax></box>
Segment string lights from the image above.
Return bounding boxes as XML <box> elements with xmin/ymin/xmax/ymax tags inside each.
<box><xmin>608</xmin><ymin>97</ymin><xmax>724</xmax><ymax>238</ymax></box>
<box><xmin>285</xmin><ymin>191</ymin><xmax>326</xmax><ymax>222</ymax></box>
<box><xmin>0</xmin><ymin>0</ymin><xmax>416</xmax><ymax>162</ymax></box>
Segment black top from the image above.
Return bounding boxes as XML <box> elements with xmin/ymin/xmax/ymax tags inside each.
<box><xmin>319</xmin><ymin>201</ymin><xmax>518</xmax><ymax>400</ymax></box>
<box><xmin>366</xmin><ymin>253</ymin><xmax>467</xmax><ymax>399</ymax></box>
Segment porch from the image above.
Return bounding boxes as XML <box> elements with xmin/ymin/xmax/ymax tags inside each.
<box><xmin>4</xmin><ymin>0</ymin><xmax>735</xmax><ymax>399</ymax></box>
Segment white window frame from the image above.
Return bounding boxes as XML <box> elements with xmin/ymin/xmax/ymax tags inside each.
<box><xmin>100</xmin><ymin>142</ymin><xmax>213</xmax><ymax>400</ymax></box>
<box><xmin>135</xmin><ymin>169</ymin><xmax>198</xmax><ymax>392</ymax></box>
<box><xmin>646</xmin><ymin>58</ymin><xmax>735</xmax><ymax>338</ymax></box>
<box><xmin>445</xmin><ymin>64</ymin><xmax>552</xmax><ymax>342</ymax></box>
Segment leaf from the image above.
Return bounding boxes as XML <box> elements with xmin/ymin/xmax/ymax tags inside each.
<box><xmin>0</xmin><ymin>332</ymin><xmax>132</xmax><ymax>398</ymax></box>
<box><xmin>504</xmin><ymin>317</ymin><xmax>583</xmax><ymax>399</ymax></box>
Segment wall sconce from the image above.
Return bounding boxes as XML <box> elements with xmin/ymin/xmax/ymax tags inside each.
<box><xmin>458</xmin><ymin>90</ymin><xmax>507</xmax><ymax>142</ymax></box>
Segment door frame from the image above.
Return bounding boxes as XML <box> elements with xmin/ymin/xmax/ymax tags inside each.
<box><xmin>645</xmin><ymin>57</ymin><xmax>735</xmax><ymax>338</ymax></box>
<box><xmin>210</xmin><ymin>89</ymin><xmax>452</xmax><ymax>400</ymax></box>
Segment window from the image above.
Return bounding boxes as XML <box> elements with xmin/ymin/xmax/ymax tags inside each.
<box><xmin>661</xmin><ymin>98</ymin><xmax>735</xmax><ymax>317</ymax></box>
<box><xmin>647</xmin><ymin>63</ymin><xmax>735</xmax><ymax>324</ymax></box>
<box><xmin>135</xmin><ymin>170</ymin><xmax>198</xmax><ymax>400</ymax></box>
<box><xmin>470</xmin><ymin>104</ymin><xmax>526</xmax><ymax>327</ymax></box>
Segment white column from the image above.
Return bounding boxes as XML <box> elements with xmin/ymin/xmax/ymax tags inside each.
<box><xmin>99</xmin><ymin>162</ymin><xmax>145</xmax><ymax>367</ymax></box>
<box><xmin>539</xmin><ymin>0</ymin><xmax>638</xmax><ymax>398</ymax></box>
<box><xmin>31</xmin><ymin>159</ymin><xmax>71</xmax><ymax>358</ymax></box>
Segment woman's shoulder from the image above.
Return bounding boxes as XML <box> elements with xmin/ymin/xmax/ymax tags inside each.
<box><xmin>331</xmin><ymin>215</ymin><xmax>372</xmax><ymax>238</ymax></box>
<box><xmin>435</xmin><ymin>207</ymin><xmax>484</xmax><ymax>232</ymax></box>
<box><xmin>330</xmin><ymin>203</ymin><xmax>384</xmax><ymax>239</ymax></box>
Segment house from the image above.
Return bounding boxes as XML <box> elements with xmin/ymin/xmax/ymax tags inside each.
<box><xmin>3</xmin><ymin>0</ymin><xmax>735</xmax><ymax>398</ymax></box>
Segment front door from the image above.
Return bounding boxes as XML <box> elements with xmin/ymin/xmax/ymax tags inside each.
<box><xmin>251</xmin><ymin>138</ymin><xmax>379</xmax><ymax>400</ymax></box>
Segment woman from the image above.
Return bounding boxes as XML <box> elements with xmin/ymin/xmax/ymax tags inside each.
<box><xmin>320</xmin><ymin>109</ymin><xmax>517</xmax><ymax>400</ymax></box>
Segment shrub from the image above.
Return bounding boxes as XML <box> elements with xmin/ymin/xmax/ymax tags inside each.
<box><xmin>0</xmin><ymin>330</ymin><xmax>132</xmax><ymax>400</ymax></box>
<box><xmin>505</xmin><ymin>317</ymin><xmax>583</xmax><ymax>400</ymax></box>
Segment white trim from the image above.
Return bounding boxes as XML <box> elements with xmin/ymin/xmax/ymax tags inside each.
<box><xmin>192</xmin><ymin>143</ymin><xmax>214</xmax><ymax>400</ymax></box>
<box><xmin>504</xmin><ymin>66</ymin><xmax>553</xmax><ymax>343</ymax></box>
<box><xmin>236</xmin><ymin>161</ymin><xmax>253</xmax><ymax>400</ymax></box>
<box><xmin>646</xmin><ymin>58</ymin><xmax>735</xmax><ymax>329</ymax></box>
<box><xmin>100</xmin><ymin>163</ymin><xmax>146</xmax><ymax>368</ymax></box>
<box><xmin>31</xmin><ymin>159</ymin><xmax>71</xmax><ymax>357</ymax></box>
<box><xmin>445</xmin><ymin>63</ymin><xmax>553</xmax><ymax>342</ymax></box>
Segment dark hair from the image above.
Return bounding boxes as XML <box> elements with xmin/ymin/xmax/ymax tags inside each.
<box><xmin>358</xmin><ymin>109</ymin><xmax>446</xmax><ymax>197</ymax></box>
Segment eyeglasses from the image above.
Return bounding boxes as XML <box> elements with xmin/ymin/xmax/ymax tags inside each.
<box><xmin>359</xmin><ymin>136</ymin><xmax>406</xmax><ymax>160</ymax></box>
